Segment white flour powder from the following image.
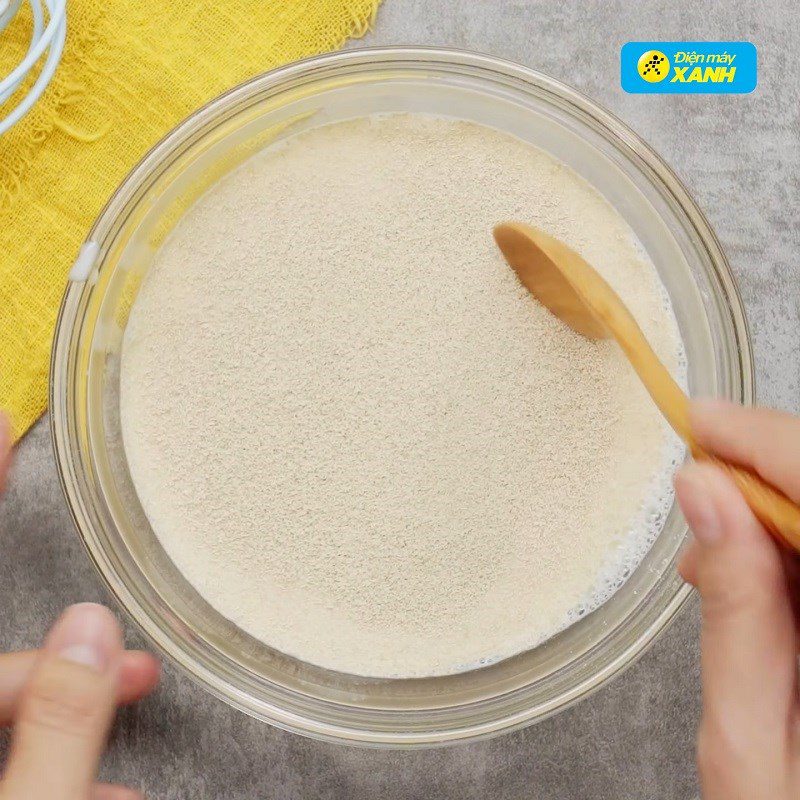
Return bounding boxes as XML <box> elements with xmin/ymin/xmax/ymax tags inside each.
<box><xmin>120</xmin><ymin>114</ymin><xmax>684</xmax><ymax>678</ymax></box>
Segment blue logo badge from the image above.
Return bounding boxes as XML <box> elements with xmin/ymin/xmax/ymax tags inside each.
<box><xmin>621</xmin><ymin>42</ymin><xmax>757</xmax><ymax>94</ymax></box>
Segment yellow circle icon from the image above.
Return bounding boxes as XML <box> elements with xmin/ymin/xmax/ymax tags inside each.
<box><xmin>637</xmin><ymin>50</ymin><xmax>670</xmax><ymax>82</ymax></box>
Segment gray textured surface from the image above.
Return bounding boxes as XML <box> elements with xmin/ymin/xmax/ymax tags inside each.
<box><xmin>1</xmin><ymin>2</ymin><xmax>798</xmax><ymax>798</ymax></box>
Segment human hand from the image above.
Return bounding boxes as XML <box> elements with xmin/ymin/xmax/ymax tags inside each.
<box><xmin>0</xmin><ymin>416</ymin><xmax>161</xmax><ymax>799</ymax></box>
<box><xmin>675</xmin><ymin>400</ymin><xmax>800</xmax><ymax>800</ymax></box>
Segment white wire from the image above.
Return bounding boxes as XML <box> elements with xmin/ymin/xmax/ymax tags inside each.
<box><xmin>0</xmin><ymin>0</ymin><xmax>44</xmax><ymax>104</ymax></box>
<box><xmin>0</xmin><ymin>0</ymin><xmax>67</xmax><ymax>135</ymax></box>
<box><xmin>0</xmin><ymin>0</ymin><xmax>25</xmax><ymax>32</ymax></box>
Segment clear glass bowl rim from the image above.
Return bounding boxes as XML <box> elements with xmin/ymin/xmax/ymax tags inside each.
<box><xmin>50</xmin><ymin>46</ymin><xmax>755</xmax><ymax>747</ymax></box>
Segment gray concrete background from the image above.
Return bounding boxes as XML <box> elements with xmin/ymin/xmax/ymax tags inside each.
<box><xmin>1</xmin><ymin>1</ymin><xmax>798</xmax><ymax>798</ymax></box>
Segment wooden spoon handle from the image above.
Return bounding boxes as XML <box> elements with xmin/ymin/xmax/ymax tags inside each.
<box><xmin>696</xmin><ymin>452</ymin><xmax>800</xmax><ymax>552</ymax></box>
<box><xmin>604</xmin><ymin>300</ymin><xmax>800</xmax><ymax>552</ymax></box>
<box><xmin>492</xmin><ymin>222</ymin><xmax>800</xmax><ymax>552</ymax></box>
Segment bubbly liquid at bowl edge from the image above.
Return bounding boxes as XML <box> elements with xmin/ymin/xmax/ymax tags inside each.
<box><xmin>119</xmin><ymin>114</ymin><xmax>685</xmax><ymax>678</ymax></box>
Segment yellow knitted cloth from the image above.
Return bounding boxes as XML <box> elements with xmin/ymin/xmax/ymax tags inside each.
<box><xmin>0</xmin><ymin>0</ymin><xmax>381</xmax><ymax>441</ymax></box>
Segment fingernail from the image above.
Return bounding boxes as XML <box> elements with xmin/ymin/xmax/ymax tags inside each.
<box><xmin>689</xmin><ymin>397</ymin><xmax>735</xmax><ymax>426</ymax></box>
<box><xmin>691</xmin><ymin>397</ymin><xmax>733</xmax><ymax>411</ymax></box>
<box><xmin>675</xmin><ymin>466</ymin><xmax>722</xmax><ymax>545</ymax></box>
<box><xmin>48</xmin><ymin>603</ymin><xmax>119</xmax><ymax>673</ymax></box>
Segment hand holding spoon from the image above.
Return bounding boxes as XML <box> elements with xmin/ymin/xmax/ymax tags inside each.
<box><xmin>493</xmin><ymin>221</ymin><xmax>800</xmax><ymax>552</ymax></box>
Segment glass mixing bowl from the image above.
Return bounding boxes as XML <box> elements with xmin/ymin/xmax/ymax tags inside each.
<box><xmin>50</xmin><ymin>47</ymin><xmax>753</xmax><ymax>747</ymax></box>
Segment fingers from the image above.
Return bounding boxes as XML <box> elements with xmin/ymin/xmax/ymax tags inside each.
<box><xmin>0</xmin><ymin>411</ymin><xmax>12</xmax><ymax>493</ymax></box>
<box><xmin>1</xmin><ymin>604</ymin><xmax>124</xmax><ymax>800</ymax></box>
<box><xmin>0</xmin><ymin>649</ymin><xmax>160</xmax><ymax>726</ymax></box>
<box><xmin>677</xmin><ymin>538</ymin><xmax>699</xmax><ymax>586</ymax></box>
<box><xmin>91</xmin><ymin>783</ymin><xmax>144</xmax><ymax>800</ymax></box>
<box><xmin>675</xmin><ymin>463</ymin><xmax>798</xmax><ymax>754</ymax></box>
<box><xmin>691</xmin><ymin>399</ymin><xmax>800</xmax><ymax>502</ymax></box>
<box><xmin>116</xmin><ymin>651</ymin><xmax>160</xmax><ymax>705</ymax></box>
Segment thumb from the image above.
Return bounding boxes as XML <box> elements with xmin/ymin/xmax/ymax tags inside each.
<box><xmin>1</xmin><ymin>604</ymin><xmax>123</xmax><ymax>800</ymax></box>
<box><xmin>676</xmin><ymin>463</ymin><xmax>798</xmax><ymax>745</ymax></box>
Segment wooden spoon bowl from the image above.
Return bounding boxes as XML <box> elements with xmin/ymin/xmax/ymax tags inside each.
<box><xmin>494</xmin><ymin>221</ymin><xmax>800</xmax><ymax>552</ymax></box>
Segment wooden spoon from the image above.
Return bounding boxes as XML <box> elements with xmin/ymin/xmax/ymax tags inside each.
<box><xmin>494</xmin><ymin>221</ymin><xmax>800</xmax><ymax>552</ymax></box>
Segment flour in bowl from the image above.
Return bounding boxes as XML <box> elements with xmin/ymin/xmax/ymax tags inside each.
<box><xmin>120</xmin><ymin>114</ymin><xmax>684</xmax><ymax>678</ymax></box>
